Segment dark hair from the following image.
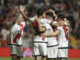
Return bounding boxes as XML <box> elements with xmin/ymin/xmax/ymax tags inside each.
<box><xmin>46</xmin><ymin>11</ymin><xmax>55</xmax><ymax>20</ymax></box>
<box><xmin>27</xmin><ymin>6</ymin><xmax>37</xmax><ymax>17</ymax></box>
<box><xmin>49</xmin><ymin>7</ymin><xmax>55</xmax><ymax>11</ymax></box>
<box><xmin>57</xmin><ymin>13</ymin><xmax>65</xmax><ymax>20</ymax></box>
<box><xmin>37</xmin><ymin>8</ymin><xmax>45</xmax><ymax>17</ymax></box>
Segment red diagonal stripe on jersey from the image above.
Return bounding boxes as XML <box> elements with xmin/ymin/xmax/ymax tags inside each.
<box><xmin>13</xmin><ymin>24</ymin><xmax>23</xmax><ymax>43</ymax></box>
<box><xmin>62</xmin><ymin>25</ymin><xmax>69</xmax><ymax>40</ymax></box>
<box><xmin>63</xmin><ymin>25</ymin><xmax>67</xmax><ymax>36</ymax></box>
<box><xmin>13</xmin><ymin>33</ymin><xmax>21</xmax><ymax>43</ymax></box>
<box><xmin>42</xmin><ymin>37</ymin><xmax>45</xmax><ymax>40</ymax></box>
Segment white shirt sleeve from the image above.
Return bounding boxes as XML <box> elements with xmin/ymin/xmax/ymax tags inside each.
<box><xmin>29</xmin><ymin>16</ymin><xmax>37</xmax><ymax>22</ymax></box>
<box><xmin>46</xmin><ymin>19</ymin><xmax>51</xmax><ymax>24</ymax></box>
<box><xmin>21</xmin><ymin>22</ymin><xmax>26</xmax><ymax>27</ymax></box>
<box><xmin>52</xmin><ymin>21</ymin><xmax>57</xmax><ymax>23</ymax></box>
<box><xmin>29</xmin><ymin>18</ymin><xmax>34</xmax><ymax>22</ymax></box>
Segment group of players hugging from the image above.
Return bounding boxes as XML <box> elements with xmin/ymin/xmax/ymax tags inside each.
<box><xmin>9</xmin><ymin>5</ymin><xmax>70</xmax><ymax>60</ymax></box>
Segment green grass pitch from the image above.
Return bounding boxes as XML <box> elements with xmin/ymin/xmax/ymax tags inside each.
<box><xmin>0</xmin><ymin>57</ymin><xmax>80</xmax><ymax>60</ymax></box>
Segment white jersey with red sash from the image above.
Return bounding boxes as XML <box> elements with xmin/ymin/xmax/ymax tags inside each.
<box><xmin>57</xmin><ymin>25</ymin><xmax>69</xmax><ymax>58</ymax></box>
<box><xmin>57</xmin><ymin>25</ymin><xmax>69</xmax><ymax>47</ymax></box>
<box><xmin>10</xmin><ymin>22</ymin><xmax>25</xmax><ymax>45</ymax></box>
<box><xmin>62</xmin><ymin>25</ymin><xmax>69</xmax><ymax>47</ymax></box>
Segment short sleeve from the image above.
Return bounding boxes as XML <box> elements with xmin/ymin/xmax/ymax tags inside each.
<box><xmin>46</xmin><ymin>19</ymin><xmax>51</xmax><ymax>24</ymax></box>
<box><xmin>29</xmin><ymin>18</ymin><xmax>34</xmax><ymax>22</ymax></box>
<box><xmin>29</xmin><ymin>16</ymin><xmax>37</xmax><ymax>22</ymax></box>
<box><xmin>52</xmin><ymin>21</ymin><xmax>57</xmax><ymax>23</ymax></box>
<box><xmin>21</xmin><ymin>22</ymin><xmax>26</xmax><ymax>27</ymax></box>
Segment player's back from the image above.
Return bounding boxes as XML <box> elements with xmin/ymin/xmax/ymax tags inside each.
<box><xmin>40</xmin><ymin>19</ymin><xmax>58</xmax><ymax>46</ymax></box>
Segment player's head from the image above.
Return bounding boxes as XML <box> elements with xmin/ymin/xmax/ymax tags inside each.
<box><xmin>47</xmin><ymin>7</ymin><xmax>57</xmax><ymax>17</ymax></box>
<box><xmin>26</xmin><ymin>6</ymin><xmax>37</xmax><ymax>17</ymax></box>
<box><xmin>57</xmin><ymin>13</ymin><xmax>65</xmax><ymax>21</ymax></box>
<box><xmin>57</xmin><ymin>13</ymin><xmax>65</xmax><ymax>25</ymax></box>
<box><xmin>45</xmin><ymin>11</ymin><xmax>55</xmax><ymax>21</ymax></box>
<box><xmin>37</xmin><ymin>8</ymin><xmax>45</xmax><ymax>17</ymax></box>
<box><xmin>48</xmin><ymin>7</ymin><xmax>55</xmax><ymax>11</ymax></box>
<box><xmin>16</xmin><ymin>13</ymin><xmax>23</xmax><ymax>24</ymax></box>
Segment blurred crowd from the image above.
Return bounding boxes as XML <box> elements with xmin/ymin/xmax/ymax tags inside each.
<box><xmin>0</xmin><ymin>0</ymin><xmax>80</xmax><ymax>49</ymax></box>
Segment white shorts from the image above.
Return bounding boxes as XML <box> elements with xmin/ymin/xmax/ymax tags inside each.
<box><xmin>58</xmin><ymin>41</ymin><xmax>69</xmax><ymax>58</ymax></box>
<box><xmin>58</xmin><ymin>41</ymin><xmax>69</xmax><ymax>47</ymax></box>
<box><xmin>57</xmin><ymin>48</ymin><xmax>68</xmax><ymax>58</ymax></box>
<box><xmin>47</xmin><ymin>45</ymin><xmax>58</xmax><ymax>58</ymax></box>
<box><xmin>9</xmin><ymin>44</ymin><xmax>23</xmax><ymax>57</ymax></box>
<box><xmin>32</xmin><ymin>42</ymin><xmax>47</xmax><ymax>57</ymax></box>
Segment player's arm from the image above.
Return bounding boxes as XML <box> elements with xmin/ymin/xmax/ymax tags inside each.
<box><xmin>7</xmin><ymin>30</ymin><xmax>11</xmax><ymax>45</ymax></box>
<box><xmin>19</xmin><ymin>5</ymin><xmax>33</xmax><ymax>25</ymax></box>
<box><xmin>7</xmin><ymin>26</ymin><xmax>16</xmax><ymax>45</ymax></box>
<box><xmin>41</xmin><ymin>29</ymin><xmax>60</xmax><ymax>37</ymax></box>
<box><xmin>37</xmin><ymin>18</ymin><xmax>46</xmax><ymax>32</ymax></box>
<box><xmin>48</xmin><ymin>9</ymin><xmax>57</xmax><ymax>17</ymax></box>
<box><xmin>19</xmin><ymin>5</ymin><xmax>29</xmax><ymax>20</ymax></box>
<box><xmin>51</xmin><ymin>21</ymin><xmax>59</xmax><ymax>27</ymax></box>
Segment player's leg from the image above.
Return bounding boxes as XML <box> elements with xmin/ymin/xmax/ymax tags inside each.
<box><xmin>42</xmin><ymin>56</ymin><xmax>47</xmax><ymax>60</ymax></box>
<box><xmin>57</xmin><ymin>48</ymin><xmax>68</xmax><ymax>60</ymax></box>
<box><xmin>9</xmin><ymin>45</ymin><xmax>18</xmax><ymax>60</ymax></box>
<box><xmin>58</xmin><ymin>58</ymin><xmax>68</xmax><ymax>60</ymax></box>
<box><xmin>12</xmin><ymin>55</ymin><xmax>17</xmax><ymax>60</ymax></box>
<box><xmin>47</xmin><ymin>46</ymin><xmax>58</xmax><ymax>60</ymax></box>
<box><xmin>33</xmin><ymin>43</ymin><xmax>40</xmax><ymax>60</ymax></box>
<box><xmin>47</xmin><ymin>58</ymin><xmax>50</xmax><ymax>60</ymax></box>
<box><xmin>60</xmin><ymin>59</ymin><xmax>66</xmax><ymax>60</ymax></box>
<box><xmin>17</xmin><ymin>45</ymin><xmax>23</xmax><ymax>60</ymax></box>
<box><xmin>53</xmin><ymin>58</ymin><xmax>56</xmax><ymax>60</ymax></box>
<box><xmin>39</xmin><ymin>43</ymin><xmax>47</xmax><ymax>60</ymax></box>
<box><xmin>17</xmin><ymin>57</ymin><xmax>21</xmax><ymax>60</ymax></box>
<box><xmin>50</xmin><ymin>59</ymin><xmax>56</xmax><ymax>60</ymax></box>
<box><xmin>47</xmin><ymin>58</ymin><xmax>56</xmax><ymax>60</ymax></box>
<box><xmin>35</xmin><ymin>56</ymin><xmax>40</xmax><ymax>60</ymax></box>
<box><xmin>61</xmin><ymin>48</ymin><xmax>68</xmax><ymax>60</ymax></box>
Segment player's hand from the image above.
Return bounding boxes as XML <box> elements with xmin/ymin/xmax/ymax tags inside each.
<box><xmin>48</xmin><ymin>9</ymin><xmax>57</xmax><ymax>17</ymax></box>
<box><xmin>41</xmin><ymin>33</ymin><xmax>47</xmax><ymax>37</ymax></box>
<box><xmin>52</xmin><ymin>21</ymin><xmax>59</xmax><ymax>27</ymax></box>
<box><xmin>19</xmin><ymin>5</ymin><xmax>24</xmax><ymax>13</ymax></box>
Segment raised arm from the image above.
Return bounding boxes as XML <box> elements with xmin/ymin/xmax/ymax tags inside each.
<box><xmin>19</xmin><ymin>5</ymin><xmax>29</xmax><ymax>20</ymax></box>
<box><xmin>51</xmin><ymin>21</ymin><xmax>59</xmax><ymax>27</ymax></box>
<box><xmin>48</xmin><ymin>9</ymin><xmax>57</xmax><ymax>17</ymax></box>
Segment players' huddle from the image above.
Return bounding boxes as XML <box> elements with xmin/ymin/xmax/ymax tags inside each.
<box><xmin>9</xmin><ymin>5</ymin><xmax>70</xmax><ymax>60</ymax></box>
